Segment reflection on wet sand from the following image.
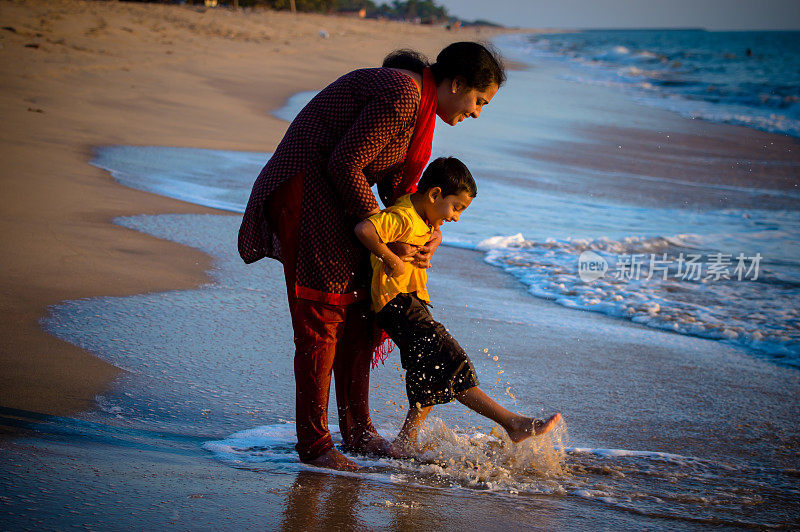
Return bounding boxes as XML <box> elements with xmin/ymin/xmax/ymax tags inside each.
<box><xmin>283</xmin><ymin>471</ymin><xmax>364</xmax><ymax>530</ymax></box>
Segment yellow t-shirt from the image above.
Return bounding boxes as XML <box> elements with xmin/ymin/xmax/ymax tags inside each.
<box><xmin>367</xmin><ymin>194</ymin><xmax>433</xmax><ymax>312</ymax></box>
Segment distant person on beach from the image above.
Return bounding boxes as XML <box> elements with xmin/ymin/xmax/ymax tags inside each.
<box><xmin>355</xmin><ymin>157</ymin><xmax>562</xmax><ymax>457</ymax></box>
<box><xmin>238</xmin><ymin>42</ymin><xmax>505</xmax><ymax>471</ymax></box>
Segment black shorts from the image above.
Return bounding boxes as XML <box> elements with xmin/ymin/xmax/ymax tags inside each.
<box><xmin>376</xmin><ymin>293</ymin><xmax>479</xmax><ymax>408</ymax></box>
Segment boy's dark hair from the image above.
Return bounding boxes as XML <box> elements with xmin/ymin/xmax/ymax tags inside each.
<box><xmin>416</xmin><ymin>157</ymin><xmax>477</xmax><ymax>198</ymax></box>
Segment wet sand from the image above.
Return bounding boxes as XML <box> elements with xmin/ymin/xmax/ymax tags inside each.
<box><xmin>523</xmin><ymin>119</ymin><xmax>800</xmax><ymax>211</ymax></box>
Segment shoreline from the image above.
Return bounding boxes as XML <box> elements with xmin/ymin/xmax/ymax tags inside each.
<box><xmin>0</xmin><ymin>0</ymin><xmax>513</xmax><ymax>420</ymax></box>
<box><xmin>25</xmin><ymin>213</ymin><xmax>800</xmax><ymax>528</ymax></box>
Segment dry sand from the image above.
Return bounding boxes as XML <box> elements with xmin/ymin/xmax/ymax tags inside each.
<box><xmin>0</xmin><ymin>0</ymin><xmax>512</xmax><ymax>418</ymax></box>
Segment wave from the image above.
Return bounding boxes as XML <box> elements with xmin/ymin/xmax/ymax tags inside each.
<box><xmin>476</xmin><ymin>232</ymin><xmax>800</xmax><ymax>366</ymax></box>
<box><xmin>203</xmin><ymin>420</ymin><xmax>788</xmax><ymax>527</ymax></box>
<box><xmin>500</xmin><ymin>31</ymin><xmax>800</xmax><ymax>139</ymax></box>
<box><xmin>203</xmin><ymin>419</ymin><xmax>568</xmax><ymax>493</ymax></box>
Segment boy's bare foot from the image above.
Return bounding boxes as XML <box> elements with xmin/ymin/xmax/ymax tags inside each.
<box><xmin>533</xmin><ymin>413</ymin><xmax>562</xmax><ymax>436</ymax></box>
<box><xmin>507</xmin><ymin>412</ymin><xmax>562</xmax><ymax>443</ymax></box>
<box><xmin>387</xmin><ymin>439</ymin><xmax>417</xmax><ymax>459</ymax></box>
<box><xmin>305</xmin><ymin>448</ymin><xmax>361</xmax><ymax>471</ymax></box>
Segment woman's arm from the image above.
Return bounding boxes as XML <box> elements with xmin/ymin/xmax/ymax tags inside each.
<box><xmin>378</xmin><ymin>165</ymin><xmax>405</xmax><ymax>208</ymax></box>
<box><xmin>354</xmin><ymin>220</ymin><xmax>406</xmax><ymax>278</ymax></box>
<box><xmin>328</xmin><ymin>90</ymin><xmax>418</xmax><ymax>219</ymax></box>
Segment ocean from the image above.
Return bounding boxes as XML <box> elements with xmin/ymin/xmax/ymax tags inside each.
<box><xmin>514</xmin><ymin>29</ymin><xmax>800</xmax><ymax>138</ymax></box>
<box><xmin>30</xmin><ymin>30</ymin><xmax>800</xmax><ymax>528</ymax></box>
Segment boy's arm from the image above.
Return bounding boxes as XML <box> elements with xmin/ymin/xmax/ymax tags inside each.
<box><xmin>354</xmin><ymin>219</ymin><xmax>406</xmax><ymax>278</ymax></box>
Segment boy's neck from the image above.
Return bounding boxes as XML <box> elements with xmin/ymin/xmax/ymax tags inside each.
<box><xmin>409</xmin><ymin>191</ymin><xmax>429</xmax><ymax>225</ymax></box>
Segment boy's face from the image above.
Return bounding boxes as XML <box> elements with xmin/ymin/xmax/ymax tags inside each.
<box><xmin>423</xmin><ymin>188</ymin><xmax>473</xmax><ymax>228</ymax></box>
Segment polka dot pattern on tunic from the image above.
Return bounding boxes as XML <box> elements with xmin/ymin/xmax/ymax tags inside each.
<box><xmin>238</xmin><ymin>68</ymin><xmax>420</xmax><ymax>297</ymax></box>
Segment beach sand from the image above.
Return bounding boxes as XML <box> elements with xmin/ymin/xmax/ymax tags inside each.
<box><xmin>0</xmin><ymin>0</ymin><xmax>509</xmax><ymax>417</ymax></box>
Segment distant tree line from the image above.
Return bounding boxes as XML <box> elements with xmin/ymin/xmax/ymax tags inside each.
<box><xmin>122</xmin><ymin>0</ymin><xmax>491</xmax><ymax>25</ymax></box>
<box><xmin>362</xmin><ymin>0</ymin><xmax>449</xmax><ymax>23</ymax></box>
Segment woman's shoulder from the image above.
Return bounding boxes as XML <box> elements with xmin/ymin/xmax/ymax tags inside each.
<box><xmin>343</xmin><ymin>68</ymin><xmax>421</xmax><ymax>104</ymax></box>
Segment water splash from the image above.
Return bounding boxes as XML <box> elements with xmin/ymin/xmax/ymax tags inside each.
<box><xmin>406</xmin><ymin>417</ymin><xmax>568</xmax><ymax>490</ymax></box>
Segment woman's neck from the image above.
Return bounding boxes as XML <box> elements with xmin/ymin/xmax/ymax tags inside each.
<box><xmin>388</xmin><ymin>68</ymin><xmax>422</xmax><ymax>95</ymax></box>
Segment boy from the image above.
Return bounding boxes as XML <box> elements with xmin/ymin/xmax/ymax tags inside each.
<box><xmin>355</xmin><ymin>157</ymin><xmax>561</xmax><ymax>458</ymax></box>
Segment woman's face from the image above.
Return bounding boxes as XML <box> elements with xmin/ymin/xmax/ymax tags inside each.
<box><xmin>436</xmin><ymin>79</ymin><xmax>500</xmax><ymax>126</ymax></box>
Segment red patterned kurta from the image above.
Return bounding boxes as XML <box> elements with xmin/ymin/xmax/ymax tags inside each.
<box><xmin>238</xmin><ymin>68</ymin><xmax>420</xmax><ymax>303</ymax></box>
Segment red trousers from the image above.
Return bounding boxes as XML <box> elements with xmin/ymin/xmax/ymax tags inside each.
<box><xmin>269</xmin><ymin>173</ymin><xmax>379</xmax><ymax>462</ymax></box>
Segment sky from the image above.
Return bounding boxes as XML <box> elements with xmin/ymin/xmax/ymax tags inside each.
<box><xmin>437</xmin><ymin>0</ymin><xmax>800</xmax><ymax>30</ymax></box>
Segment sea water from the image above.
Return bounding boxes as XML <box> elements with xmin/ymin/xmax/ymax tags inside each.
<box><xmin>503</xmin><ymin>30</ymin><xmax>800</xmax><ymax>138</ymax></box>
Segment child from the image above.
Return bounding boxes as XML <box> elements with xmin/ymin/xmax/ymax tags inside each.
<box><xmin>355</xmin><ymin>157</ymin><xmax>561</xmax><ymax>457</ymax></box>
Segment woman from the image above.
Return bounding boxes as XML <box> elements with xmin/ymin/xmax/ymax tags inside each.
<box><xmin>239</xmin><ymin>41</ymin><xmax>505</xmax><ymax>471</ymax></box>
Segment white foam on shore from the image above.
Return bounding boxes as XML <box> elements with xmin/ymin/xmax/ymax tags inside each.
<box><xmin>271</xmin><ymin>90</ymin><xmax>316</xmax><ymax>122</ymax></box>
<box><xmin>202</xmin><ymin>419</ymin><xmax>771</xmax><ymax>521</ymax></box>
<box><xmin>475</xmin><ymin>231</ymin><xmax>800</xmax><ymax>364</ymax></box>
<box><xmin>566</xmin><ymin>447</ymin><xmax>690</xmax><ymax>461</ymax></box>
<box><xmin>203</xmin><ymin>419</ymin><xmax>569</xmax><ymax>495</ymax></box>
<box><xmin>90</xmin><ymin>145</ymin><xmax>264</xmax><ymax>213</ymax></box>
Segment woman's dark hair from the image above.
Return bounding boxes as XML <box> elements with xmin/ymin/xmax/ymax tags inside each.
<box><xmin>382</xmin><ymin>41</ymin><xmax>506</xmax><ymax>90</ymax></box>
<box><xmin>416</xmin><ymin>157</ymin><xmax>477</xmax><ymax>198</ymax></box>
<box><xmin>382</xmin><ymin>49</ymin><xmax>430</xmax><ymax>73</ymax></box>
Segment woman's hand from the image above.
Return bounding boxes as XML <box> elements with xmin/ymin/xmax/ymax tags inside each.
<box><xmin>387</xmin><ymin>228</ymin><xmax>442</xmax><ymax>269</ymax></box>
<box><xmin>410</xmin><ymin>228</ymin><xmax>442</xmax><ymax>269</ymax></box>
<box><xmin>387</xmin><ymin>241</ymin><xmax>419</xmax><ymax>263</ymax></box>
<box><xmin>383</xmin><ymin>255</ymin><xmax>406</xmax><ymax>278</ymax></box>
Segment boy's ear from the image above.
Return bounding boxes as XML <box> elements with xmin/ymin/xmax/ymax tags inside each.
<box><xmin>427</xmin><ymin>187</ymin><xmax>442</xmax><ymax>201</ymax></box>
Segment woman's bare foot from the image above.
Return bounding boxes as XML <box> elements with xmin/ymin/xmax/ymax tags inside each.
<box><xmin>357</xmin><ymin>435</ymin><xmax>392</xmax><ymax>457</ymax></box>
<box><xmin>305</xmin><ymin>448</ymin><xmax>361</xmax><ymax>471</ymax></box>
<box><xmin>506</xmin><ymin>412</ymin><xmax>562</xmax><ymax>443</ymax></box>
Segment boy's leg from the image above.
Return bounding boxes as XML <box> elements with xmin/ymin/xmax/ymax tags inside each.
<box><xmin>456</xmin><ymin>387</ymin><xmax>562</xmax><ymax>442</ymax></box>
<box><xmin>390</xmin><ymin>405</ymin><xmax>433</xmax><ymax>458</ymax></box>
<box><xmin>377</xmin><ymin>294</ymin><xmax>478</xmax><ymax>408</ymax></box>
